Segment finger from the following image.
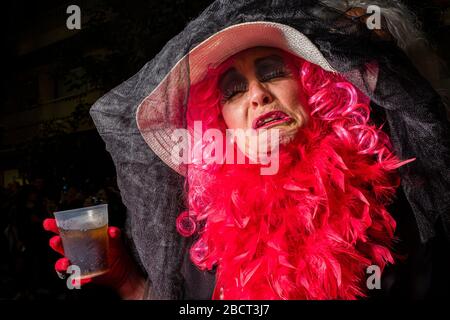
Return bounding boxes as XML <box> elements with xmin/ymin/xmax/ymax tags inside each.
<box><xmin>108</xmin><ymin>227</ymin><xmax>124</xmax><ymax>252</ymax></box>
<box><xmin>108</xmin><ymin>226</ymin><xmax>121</xmax><ymax>239</ymax></box>
<box><xmin>69</xmin><ymin>277</ymin><xmax>92</xmax><ymax>287</ymax></box>
<box><xmin>43</xmin><ymin>218</ymin><xmax>59</xmax><ymax>234</ymax></box>
<box><xmin>49</xmin><ymin>236</ymin><xmax>65</xmax><ymax>255</ymax></box>
<box><xmin>55</xmin><ymin>257</ymin><xmax>70</xmax><ymax>273</ymax></box>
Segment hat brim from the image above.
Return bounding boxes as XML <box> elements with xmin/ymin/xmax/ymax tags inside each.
<box><xmin>136</xmin><ymin>21</ymin><xmax>339</xmax><ymax>176</ymax></box>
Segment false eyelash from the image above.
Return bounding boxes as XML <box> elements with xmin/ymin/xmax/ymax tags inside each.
<box><xmin>221</xmin><ymin>82</ymin><xmax>248</xmax><ymax>102</ymax></box>
<box><xmin>259</xmin><ymin>69</ymin><xmax>290</xmax><ymax>82</ymax></box>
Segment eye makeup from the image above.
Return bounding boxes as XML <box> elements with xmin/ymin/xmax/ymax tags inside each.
<box><xmin>218</xmin><ymin>54</ymin><xmax>291</xmax><ymax>103</ymax></box>
<box><xmin>254</xmin><ymin>55</ymin><xmax>290</xmax><ymax>82</ymax></box>
<box><xmin>219</xmin><ymin>68</ymin><xmax>248</xmax><ymax>103</ymax></box>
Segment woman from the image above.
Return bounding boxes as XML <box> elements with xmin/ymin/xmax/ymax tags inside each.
<box><xmin>44</xmin><ymin>0</ymin><xmax>450</xmax><ymax>299</ymax></box>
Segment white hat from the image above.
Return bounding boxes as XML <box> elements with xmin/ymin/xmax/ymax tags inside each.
<box><xmin>135</xmin><ymin>21</ymin><xmax>341</xmax><ymax>176</ymax></box>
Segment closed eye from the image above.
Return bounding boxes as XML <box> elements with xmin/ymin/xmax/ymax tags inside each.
<box><xmin>255</xmin><ymin>54</ymin><xmax>290</xmax><ymax>82</ymax></box>
<box><xmin>258</xmin><ymin>68</ymin><xmax>290</xmax><ymax>82</ymax></box>
<box><xmin>221</xmin><ymin>82</ymin><xmax>248</xmax><ymax>103</ymax></box>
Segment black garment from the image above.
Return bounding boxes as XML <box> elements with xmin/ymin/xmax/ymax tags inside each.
<box><xmin>180</xmin><ymin>238</ymin><xmax>216</xmax><ymax>300</ymax></box>
<box><xmin>375</xmin><ymin>188</ymin><xmax>450</xmax><ymax>299</ymax></box>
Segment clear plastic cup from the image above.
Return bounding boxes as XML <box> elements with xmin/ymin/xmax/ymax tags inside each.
<box><xmin>54</xmin><ymin>204</ymin><xmax>109</xmax><ymax>279</ymax></box>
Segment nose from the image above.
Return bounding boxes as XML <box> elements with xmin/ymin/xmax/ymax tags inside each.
<box><xmin>249</xmin><ymin>81</ymin><xmax>273</xmax><ymax>108</ymax></box>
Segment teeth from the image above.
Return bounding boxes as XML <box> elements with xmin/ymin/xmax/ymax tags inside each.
<box><xmin>260</xmin><ymin>116</ymin><xmax>280</xmax><ymax>126</ymax></box>
<box><xmin>255</xmin><ymin>112</ymin><xmax>291</xmax><ymax>129</ymax></box>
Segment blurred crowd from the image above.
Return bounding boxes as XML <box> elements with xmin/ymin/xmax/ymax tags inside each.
<box><xmin>0</xmin><ymin>176</ymin><xmax>126</xmax><ymax>300</ymax></box>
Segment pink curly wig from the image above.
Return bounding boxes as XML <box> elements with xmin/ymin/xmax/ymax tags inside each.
<box><xmin>177</xmin><ymin>49</ymin><xmax>414</xmax><ymax>299</ymax></box>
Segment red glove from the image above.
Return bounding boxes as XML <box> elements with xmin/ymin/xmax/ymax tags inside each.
<box><xmin>43</xmin><ymin>218</ymin><xmax>135</xmax><ymax>290</ymax></box>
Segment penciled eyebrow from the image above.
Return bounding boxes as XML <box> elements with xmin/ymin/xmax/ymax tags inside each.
<box><xmin>254</xmin><ymin>54</ymin><xmax>284</xmax><ymax>67</ymax></box>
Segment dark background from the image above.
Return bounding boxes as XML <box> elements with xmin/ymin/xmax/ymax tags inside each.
<box><xmin>0</xmin><ymin>0</ymin><xmax>449</xmax><ymax>300</ymax></box>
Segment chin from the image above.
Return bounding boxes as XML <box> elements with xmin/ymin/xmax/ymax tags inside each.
<box><xmin>272</xmin><ymin>124</ymin><xmax>301</xmax><ymax>146</ymax></box>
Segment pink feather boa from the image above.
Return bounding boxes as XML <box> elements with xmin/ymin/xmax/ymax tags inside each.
<box><xmin>184</xmin><ymin>119</ymin><xmax>412</xmax><ymax>300</ymax></box>
<box><xmin>180</xmin><ymin>53</ymin><xmax>415</xmax><ymax>299</ymax></box>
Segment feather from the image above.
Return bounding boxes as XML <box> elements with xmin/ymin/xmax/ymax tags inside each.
<box><xmin>184</xmin><ymin>64</ymin><xmax>410</xmax><ymax>299</ymax></box>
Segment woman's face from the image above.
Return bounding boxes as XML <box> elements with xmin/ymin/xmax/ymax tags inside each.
<box><xmin>218</xmin><ymin>47</ymin><xmax>308</xmax><ymax>149</ymax></box>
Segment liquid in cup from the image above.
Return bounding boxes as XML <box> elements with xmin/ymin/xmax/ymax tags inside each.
<box><xmin>54</xmin><ymin>204</ymin><xmax>109</xmax><ymax>279</ymax></box>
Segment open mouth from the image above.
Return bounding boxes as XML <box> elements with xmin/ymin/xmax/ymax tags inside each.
<box><xmin>252</xmin><ymin>110</ymin><xmax>293</xmax><ymax>130</ymax></box>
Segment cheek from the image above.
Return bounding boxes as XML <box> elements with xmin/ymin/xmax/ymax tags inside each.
<box><xmin>274</xmin><ymin>81</ymin><xmax>308</xmax><ymax>116</ymax></box>
<box><xmin>278</xmin><ymin>81</ymin><xmax>300</xmax><ymax>105</ymax></box>
<box><xmin>221</xmin><ymin>103</ymin><xmax>247</xmax><ymax>129</ymax></box>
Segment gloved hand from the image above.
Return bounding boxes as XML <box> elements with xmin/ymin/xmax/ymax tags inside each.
<box><xmin>43</xmin><ymin>218</ymin><xmax>138</xmax><ymax>291</ymax></box>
